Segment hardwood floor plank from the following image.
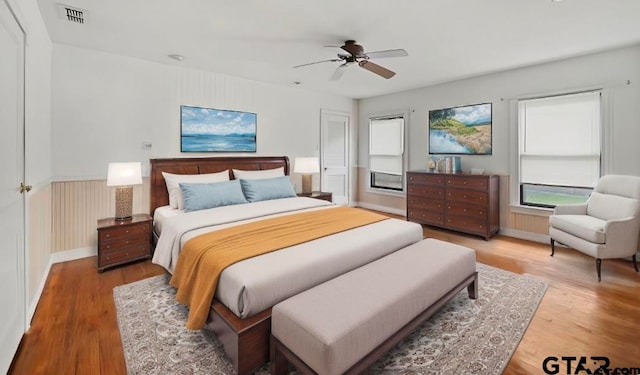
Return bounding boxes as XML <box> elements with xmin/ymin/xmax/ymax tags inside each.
<box><xmin>9</xmin><ymin>222</ymin><xmax>640</xmax><ymax>374</ymax></box>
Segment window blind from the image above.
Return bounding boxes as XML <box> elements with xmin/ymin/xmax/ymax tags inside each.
<box><xmin>518</xmin><ymin>91</ymin><xmax>601</xmax><ymax>188</ymax></box>
<box><xmin>369</xmin><ymin>117</ymin><xmax>404</xmax><ymax>175</ymax></box>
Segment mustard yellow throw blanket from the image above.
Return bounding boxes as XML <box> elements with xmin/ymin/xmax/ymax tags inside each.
<box><xmin>170</xmin><ymin>206</ymin><xmax>388</xmax><ymax>329</ymax></box>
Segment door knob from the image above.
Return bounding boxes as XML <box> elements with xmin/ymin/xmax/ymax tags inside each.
<box><xmin>19</xmin><ymin>182</ymin><xmax>32</xmax><ymax>194</ymax></box>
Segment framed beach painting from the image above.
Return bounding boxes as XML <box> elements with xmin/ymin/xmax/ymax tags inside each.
<box><xmin>428</xmin><ymin>103</ymin><xmax>492</xmax><ymax>155</ymax></box>
<box><xmin>180</xmin><ymin>105</ymin><xmax>257</xmax><ymax>152</ymax></box>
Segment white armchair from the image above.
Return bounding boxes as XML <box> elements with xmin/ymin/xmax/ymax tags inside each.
<box><xmin>549</xmin><ymin>175</ymin><xmax>640</xmax><ymax>281</ymax></box>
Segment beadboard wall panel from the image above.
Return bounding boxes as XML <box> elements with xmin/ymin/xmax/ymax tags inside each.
<box><xmin>52</xmin><ymin>179</ymin><xmax>150</xmax><ymax>253</ymax></box>
<box><xmin>508</xmin><ymin>212</ymin><xmax>550</xmax><ymax>235</ymax></box>
<box><xmin>27</xmin><ymin>184</ymin><xmax>52</xmax><ymax>304</ymax></box>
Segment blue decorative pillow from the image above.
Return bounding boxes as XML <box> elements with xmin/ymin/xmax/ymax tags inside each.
<box><xmin>179</xmin><ymin>180</ymin><xmax>247</xmax><ymax>212</ymax></box>
<box><xmin>240</xmin><ymin>176</ymin><xmax>296</xmax><ymax>202</ymax></box>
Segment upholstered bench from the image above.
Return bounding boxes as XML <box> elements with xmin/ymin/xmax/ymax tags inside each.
<box><xmin>270</xmin><ymin>238</ymin><xmax>477</xmax><ymax>375</ymax></box>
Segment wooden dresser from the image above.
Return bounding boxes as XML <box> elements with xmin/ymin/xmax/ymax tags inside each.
<box><xmin>97</xmin><ymin>213</ymin><xmax>153</xmax><ymax>272</ymax></box>
<box><xmin>406</xmin><ymin>171</ymin><xmax>500</xmax><ymax>239</ymax></box>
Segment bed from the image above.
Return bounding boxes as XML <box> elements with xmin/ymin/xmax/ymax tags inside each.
<box><xmin>149</xmin><ymin>156</ymin><xmax>423</xmax><ymax>375</ymax></box>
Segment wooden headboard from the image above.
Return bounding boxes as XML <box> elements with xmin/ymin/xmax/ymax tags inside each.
<box><xmin>149</xmin><ymin>156</ymin><xmax>290</xmax><ymax>215</ymax></box>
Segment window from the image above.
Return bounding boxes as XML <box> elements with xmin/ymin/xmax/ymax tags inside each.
<box><xmin>518</xmin><ymin>91</ymin><xmax>601</xmax><ymax>208</ymax></box>
<box><xmin>369</xmin><ymin>116</ymin><xmax>405</xmax><ymax>192</ymax></box>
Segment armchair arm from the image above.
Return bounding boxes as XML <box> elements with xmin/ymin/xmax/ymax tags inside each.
<box><xmin>553</xmin><ymin>203</ymin><xmax>588</xmax><ymax>215</ymax></box>
<box><xmin>602</xmin><ymin>216</ymin><xmax>640</xmax><ymax>259</ymax></box>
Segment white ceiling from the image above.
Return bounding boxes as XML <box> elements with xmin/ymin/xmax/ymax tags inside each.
<box><xmin>37</xmin><ymin>0</ymin><xmax>640</xmax><ymax>99</ymax></box>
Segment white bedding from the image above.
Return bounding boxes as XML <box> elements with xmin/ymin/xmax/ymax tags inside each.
<box><xmin>153</xmin><ymin>205</ymin><xmax>182</xmax><ymax>235</ymax></box>
<box><xmin>152</xmin><ymin>197</ymin><xmax>423</xmax><ymax>318</ymax></box>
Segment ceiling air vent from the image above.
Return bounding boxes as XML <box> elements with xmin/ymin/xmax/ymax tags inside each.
<box><xmin>57</xmin><ymin>4</ymin><xmax>88</xmax><ymax>24</ymax></box>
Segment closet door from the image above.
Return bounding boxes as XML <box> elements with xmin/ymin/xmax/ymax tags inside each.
<box><xmin>0</xmin><ymin>0</ymin><xmax>26</xmax><ymax>372</ymax></box>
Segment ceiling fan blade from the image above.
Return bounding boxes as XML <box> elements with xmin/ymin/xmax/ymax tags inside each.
<box><xmin>329</xmin><ymin>64</ymin><xmax>348</xmax><ymax>81</ymax></box>
<box><xmin>364</xmin><ymin>49</ymin><xmax>408</xmax><ymax>59</ymax></box>
<box><xmin>358</xmin><ymin>60</ymin><xmax>396</xmax><ymax>79</ymax></box>
<box><xmin>293</xmin><ymin>58</ymin><xmax>342</xmax><ymax>68</ymax></box>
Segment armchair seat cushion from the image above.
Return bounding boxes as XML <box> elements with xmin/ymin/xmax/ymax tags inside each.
<box><xmin>549</xmin><ymin>214</ymin><xmax>606</xmax><ymax>244</ymax></box>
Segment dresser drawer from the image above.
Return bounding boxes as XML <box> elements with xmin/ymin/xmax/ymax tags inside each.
<box><xmin>99</xmin><ymin>244</ymin><xmax>151</xmax><ymax>267</ymax></box>
<box><xmin>445</xmin><ymin>215</ymin><xmax>487</xmax><ymax>235</ymax></box>
<box><xmin>407</xmin><ymin>196</ymin><xmax>444</xmax><ymax>212</ymax></box>
<box><xmin>407</xmin><ymin>184</ymin><xmax>444</xmax><ymax>198</ymax></box>
<box><xmin>407</xmin><ymin>173</ymin><xmax>444</xmax><ymax>186</ymax></box>
<box><xmin>445</xmin><ymin>176</ymin><xmax>488</xmax><ymax>191</ymax></box>
<box><xmin>446</xmin><ymin>189</ymin><xmax>488</xmax><ymax>206</ymax></box>
<box><xmin>408</xmin><ymin>209</ymin><xmax>444</xmax><ymax>226</ymax></box>
<box><xmin>99</xmin><ymin>222</ymin><xmax>151</xmax><ymax>242</ymax></box>
<box><xmin>446</xmin><ymin>202</ymin><xmax>487</xmax><ymax>219</ymax></box>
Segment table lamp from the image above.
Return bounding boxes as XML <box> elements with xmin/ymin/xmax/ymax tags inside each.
<box><xmin>107</xmin><ymin>162</ymin><xmax>142</xmax><ymax>220</ymax></box>
<box><xmin>294</xmin><ymin>157</ymin><xmax>320</xmax><ymax>194</ymax></box>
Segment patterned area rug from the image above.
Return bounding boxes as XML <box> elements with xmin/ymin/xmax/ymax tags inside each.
<box><xmin>113</xmin><ymin>263</ymin><xmax>547</xmax><ymax>375</ymax></box>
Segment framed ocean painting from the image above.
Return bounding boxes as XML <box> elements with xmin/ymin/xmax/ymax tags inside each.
<box><xmin>428</xmin><ymin>102</ymin><xmax>492</xmax><ymax>155</ymax></box>
<box><xmin>180</xmin><ymin>105</ymin><xmax>257</xmax><ymax>152</ymax></box>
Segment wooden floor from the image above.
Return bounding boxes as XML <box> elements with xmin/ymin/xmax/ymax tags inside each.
<box><xmin>9</xmin><ymin>224</ymin><xmax>640</xmax><ymax>375</ymax></box>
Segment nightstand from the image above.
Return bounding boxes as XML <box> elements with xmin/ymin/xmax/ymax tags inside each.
<box><xmin>97</xmin><ymin>213</ymin><xmax>153</xmax><ymax>272</ymax></box>
<box><xmin>297</xmin><ymin>191</ymin><xmax>333</xmax><ymax>202</ymax></box>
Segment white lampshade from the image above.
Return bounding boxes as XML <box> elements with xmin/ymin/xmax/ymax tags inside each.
<box><xmin>294</xmin><ymin>157</ymin><xmax>320</xmax><ymax>174</ymax></box>
<box><xmin>107</xmin><ymin>162</ymin><xmax>143</xmax><ymax>187</ymax></box>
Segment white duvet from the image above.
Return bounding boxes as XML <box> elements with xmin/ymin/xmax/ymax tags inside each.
<box><xmin>152</xmin><ymin>197</ymin><xmax>423</xmax><ymax>318</ymax></box>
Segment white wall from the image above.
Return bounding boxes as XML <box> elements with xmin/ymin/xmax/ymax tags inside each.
<box><xmin>358</xmin><ymin>45</ymin><xmax>640</xmax><ymax>213</ymax></box>
<box><xmin>51</xmin><ymin>44</ymin><xmax>357</xmax><ymax>192</ymax></box>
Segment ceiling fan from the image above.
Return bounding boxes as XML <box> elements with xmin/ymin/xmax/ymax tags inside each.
<box><xmin>293</xmin><ymin>40</ymin><xmax>408</xmax><ymax>80</ymax></box>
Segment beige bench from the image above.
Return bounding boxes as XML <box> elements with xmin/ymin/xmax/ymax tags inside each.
<box><xmin>270</xmin><ymin>238</ymin><xmax>478</xmax><ymax>375</ymax></box>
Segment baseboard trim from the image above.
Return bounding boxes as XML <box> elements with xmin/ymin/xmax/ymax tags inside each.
<box><xmin>354</xmin><ymin>201</ymin><xmax>406</xmax><ymax>217</ymax></box>
<box><xmin>50</xmin><ymin>246</ymin><xmax>97</xmax><ymax>264</ymax></box>
<box><xmin>499</xmin><ymin>228</ymin><xmax>550</xmax><ymax>244</ymax></box>
<box><xmin>26</xmin><ymin>258</ymin><xmax>52</xmax><ymax>330</ymax></box>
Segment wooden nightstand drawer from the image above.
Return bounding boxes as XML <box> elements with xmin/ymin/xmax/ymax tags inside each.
<box><xmin>99</xmin><ymin>233</ymin><xmax>148</xmax><ymax>252</ymax></box>
<box><xmin>98</xmin><ymin>222</ymin><xmax>151</xmax><ymax>242</ymax></box>
<box><xmin>99</xmin><ymin>244</ymin><xmax>151</xmax><ymax>268</ymax></box>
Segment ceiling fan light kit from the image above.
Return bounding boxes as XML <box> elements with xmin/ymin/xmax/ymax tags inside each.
<box><xmin>294</xmin><ymin>40</ymin><xmax>407</xmax><ymax>80</ymax></box>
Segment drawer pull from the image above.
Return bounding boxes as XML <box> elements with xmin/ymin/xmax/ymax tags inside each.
<box><xmin>106</xmin><ymin>234</ymin><xmax>110</xmax><ymax>238</ymax></box>
<box><xmin>106</xmin><ymin>245</ymin><xmax>111</xmax><ymax>249</ymax></box>
<box><xmin>106</xmin><ymin>256</ymin><xmax>110</xmax><ymax>260</ymax></box>
<box><xmin>463</xmin><ymin>209</ymin><xmax>467</xmax><ymax>212</ymax></box>
<box><xmin>463</xmin><ymin>181</ymin><xmax>467</xmax><ymax>184</ymax></box>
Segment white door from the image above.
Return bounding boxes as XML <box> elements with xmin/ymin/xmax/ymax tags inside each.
<box><xmin>0</xmin><ymin>0</ymin><xmax>26</xmax><ymax>372</ymax></box>
<box><xmin>320</xmin><ymin>110</ymin><xmax>349</xmax><ymax>205</ymax></box>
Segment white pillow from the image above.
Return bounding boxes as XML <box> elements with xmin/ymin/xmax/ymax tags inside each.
<box><xmin>162</xmin><ymin>170</ymin><xmax>230</xmax><ymax>209</ymax></box>
<box><xmin>232</xmin><ymin>167</ymin><xmax>284</xmax><ymax>180</ymax></box>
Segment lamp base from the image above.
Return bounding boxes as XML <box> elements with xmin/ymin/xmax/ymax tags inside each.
<box><xmin>114</xmin><ymin>186</ymin><xmax>133</xmax><ymax>221</ymax></box>
<box><xmin>301</xmin><ymin>174</ymin><xmax>312</xmax><ymax>194</ymax></box>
